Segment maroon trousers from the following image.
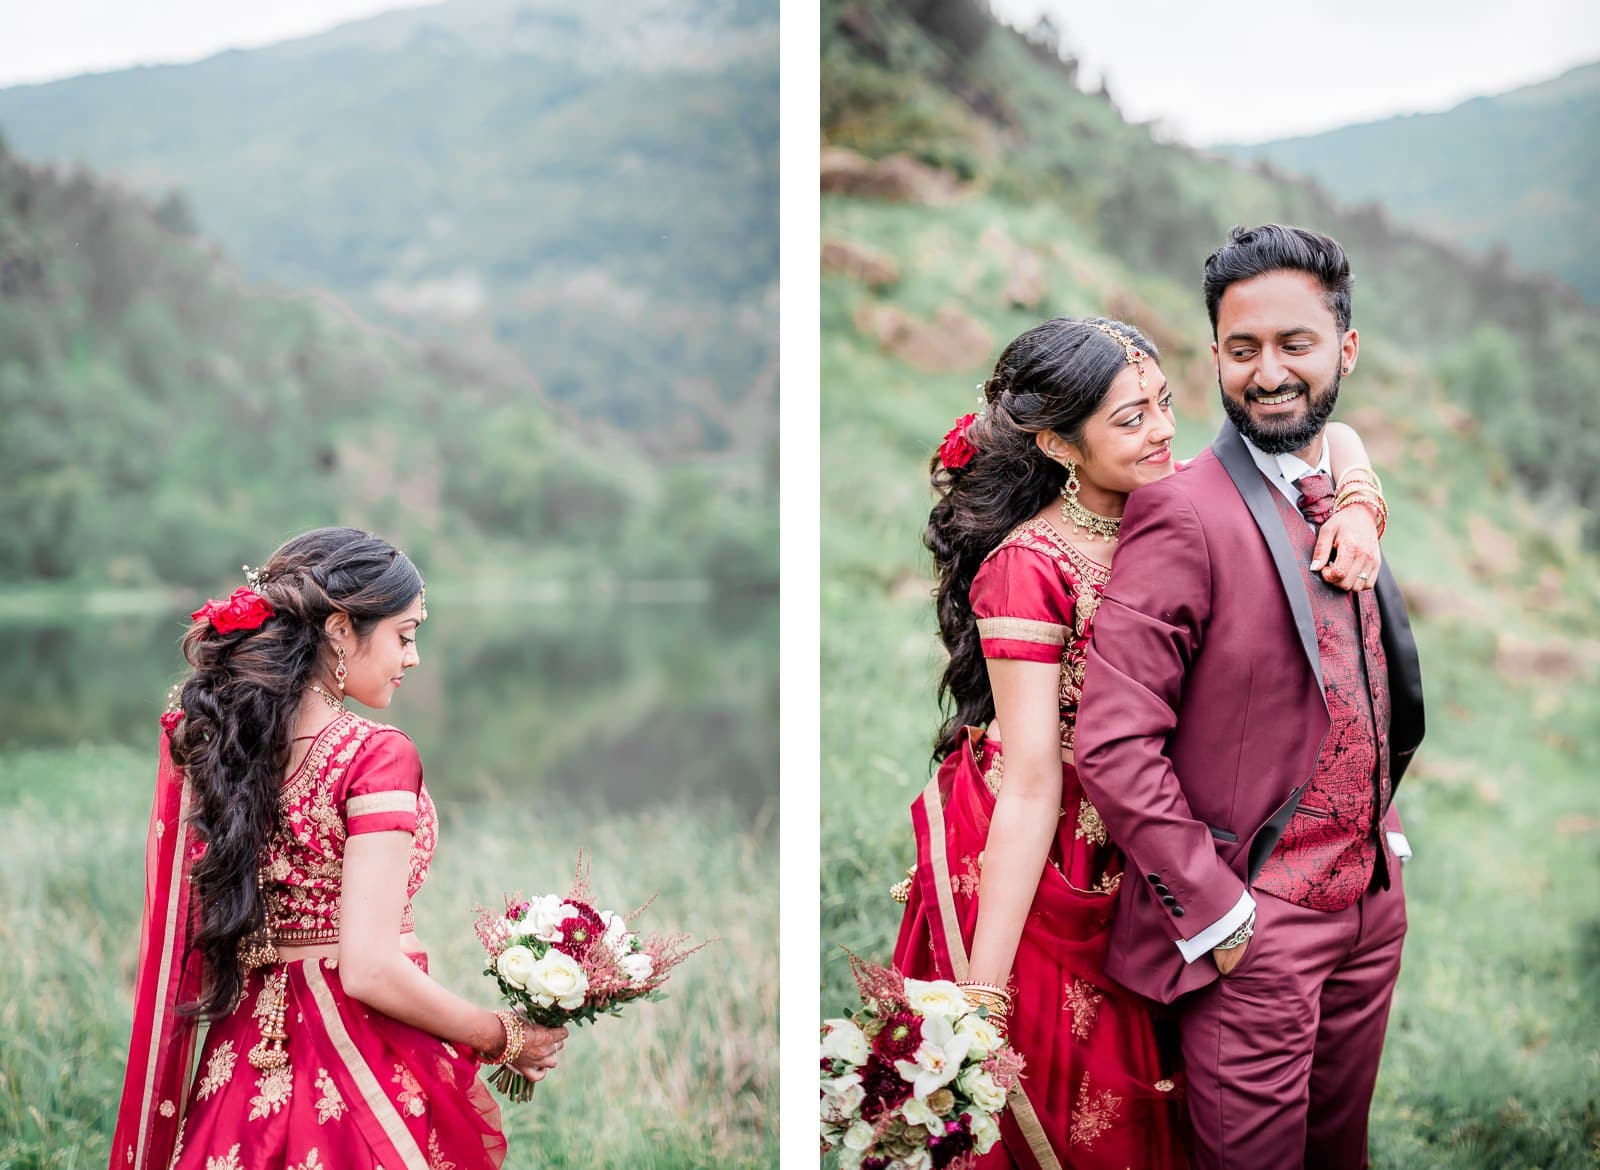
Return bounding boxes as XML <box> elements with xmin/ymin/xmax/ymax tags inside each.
<box><xmin>1178</xmin><ymin>863</ymin><xmax>1406</xmax><ymax>1170</ymax></box>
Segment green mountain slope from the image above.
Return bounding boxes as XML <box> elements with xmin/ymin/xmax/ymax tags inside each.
<box><xmin>0</xmin><ymin>0</ymin><xmax>778</xmax><ymax>458</ymax></box>
<box><xmin>0</xmin><ymin>137</ymin><xmax>773</xmax><ymax>589</ymax></box>
<box><xmin>821</xmin><ymin>3</ymin><xmax>1600</xmax><ymax>1166</ymax></box>
<box><xmin>1220</xmin><ymin>61</ymin><xmax>1600</xmax><ymax>302</ymax></box>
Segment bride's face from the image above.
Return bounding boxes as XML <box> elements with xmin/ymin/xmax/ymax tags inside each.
<box><xmin>1069</xmin><ymin>362</ymin><xmax>1176</xmax><ymax>497</ymax></box>
<box><xmin>338</xmin><ymin>594</ymin><xmax>424</xmax><ymax>709</ymax></box>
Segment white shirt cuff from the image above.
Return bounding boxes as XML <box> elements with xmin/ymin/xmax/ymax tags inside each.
<box><xmin>1387</xmin><ymin>831</ymin><xmax>1412</xmax><ymax>864</ymax></box>
<box><xmin>1175</xmin><ymin>889</ymin><xmax>1256</xmax><ymax>963</ymax></box>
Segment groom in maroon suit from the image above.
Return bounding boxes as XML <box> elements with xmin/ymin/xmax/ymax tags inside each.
<box><xmin>1076</xmin><ymin>224</ymin><xmax>1425</xmax><ymax>1170</ymax></box>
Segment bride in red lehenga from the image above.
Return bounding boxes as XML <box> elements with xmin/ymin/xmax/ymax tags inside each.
<box><xmin>894</xmin><ymin>317</ymin><xmax>1382</xmax><ymax>1169</ymax></box>
<box><xmin>110</xmin><ymin>528</ymin><xmax>567</xmax><ymax>1170</ymax></box>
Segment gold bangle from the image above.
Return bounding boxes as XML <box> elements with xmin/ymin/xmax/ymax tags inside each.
<box><xmin>486</xmin><ymin>1010</ymin><xmax>525</xmax><ymax>1067</ymax></box>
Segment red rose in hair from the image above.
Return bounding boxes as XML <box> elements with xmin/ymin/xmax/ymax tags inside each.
<box><xmin>938</xmin><ymin>413</ymin><xmax>978</xmax><ymax>470</ymax></box>
<box><xmin>159</xmin><ymin>710</ymin><xmax>184</xmax><ymax>733</ymax></box>
<box><xmin>191</xmin><ymin>587</ymin><xmax>275</xmax><ymax>634</ymax></box>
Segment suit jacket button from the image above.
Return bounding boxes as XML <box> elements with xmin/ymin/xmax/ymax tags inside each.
<box><xmin>1171</xmin><ymin>906</ymin><xmax>1185</xmax><ymax>917</ymax></box>
<box><xmin>1154</xmin><ymin>883</ymin><xmax>1170</xmax><ymax>895</ymax></box>
<box><xmin>1161</xmin><ymin>894</ymin><xmax>1177</xmax><ymax>906</ymax></box>
<box><xmin>1146</xmin><ymin>873</ymin><xmax>1162</xmax><ymax>885</ymax></box>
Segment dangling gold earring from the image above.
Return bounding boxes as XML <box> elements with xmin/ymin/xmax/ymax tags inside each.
<box><xmin>335</xmin><ymin>644</ymin><xmax>347</xmax><ymax>692</ymax></box>
<box><xmin>1062</xmin><ymin>461</ymin><xmax>1081</xmax><ymax>502</ymax></box>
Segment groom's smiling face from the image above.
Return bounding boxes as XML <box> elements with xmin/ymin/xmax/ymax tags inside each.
<box><xmin>1212</xmin><ymin>269</ymin><xmax>1358</xmax><ymax>459</ymax></box>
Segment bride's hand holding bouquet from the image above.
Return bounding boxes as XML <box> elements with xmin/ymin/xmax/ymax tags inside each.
<box><xmin>472</xmin><ymin>859</ymin><xmax>706</xmax><ymax>1102</ymax></box>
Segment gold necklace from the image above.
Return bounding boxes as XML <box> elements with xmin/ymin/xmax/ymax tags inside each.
<box><xmin>306</xmin><ymin>683</ymin><xmax>345</xmax><ymax>713</ymax></box>
<box><xmin>1060</xmin><ymin>484</ymin><xmax>1121</xmax><ymax>542</ymax></box>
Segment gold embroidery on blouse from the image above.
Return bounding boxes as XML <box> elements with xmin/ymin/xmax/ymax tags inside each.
<box><xmin>195</xmin><ymin>1039</ymin><xmax>237</xmax><ymax>1100</ymax></box>
<box><xmin>315</xmin><ymin>1068</ymin><xmax>347</xmax><ymax>1124</ymax></box>
<box><xmin>1155</xmin><ymin>1079</ymin><xmax>1175</xmax><ymax>1092</ymax></box>
<box><xmin>976</xmin><ymin>616</ymin><xmax>1070</xmax><ymax>645</ymax></box>
<box><xmin>1075</xmin><ymin>798</ymin><xmax>1108</xmax><ymax>847</ymax></box>
<box><xmin>1092</xmin><ymin>870</ymin><xmax>1122</xmax><ymax>895</ymax></box>
<box><xmin>1063</xmin><ymin>977</ymin><xmax>1104</xmax><ymax>1041</ymax></box>
<box><xmin>982</xmin><ymin>752</ymin><xmax>1004</xmax><ymax>795</ymax></box>
<box><xmin>1069</xmin><ymin>1072</ymin><xmax>1124</xmax><ymax>1148</ymax></box>
<box><xmin>248</xmin><ymin>1067</ymin><xmax>294</xmax><ymax>1121</ymax></box>
<box><xmin>347</xmin><ymin>790</ymin><xmax>418</xmax><ymax>818</ymax></box>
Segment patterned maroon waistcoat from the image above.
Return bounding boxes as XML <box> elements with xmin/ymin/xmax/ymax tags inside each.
<box><xmin>1253</xmin><ymin>486</ymin><xmax>1392</xmax><ymax>912</ymax></box>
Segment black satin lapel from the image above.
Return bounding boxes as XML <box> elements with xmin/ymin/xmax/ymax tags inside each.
<box><xmin>1374</xmin><ymin>558</ymin><xmax>1425</xmax><ymax>784</ymax></box>
<box><xmin>1212</xmin><ymin>421</ymin><xmax>1324</xmax><ymax>690</ymax></box>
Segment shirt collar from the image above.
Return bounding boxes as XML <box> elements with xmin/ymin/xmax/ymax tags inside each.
<box><xmin>1239</xmin><ymin>430</ymin><xmax>1332</xmax><ymax>504</ymax></box>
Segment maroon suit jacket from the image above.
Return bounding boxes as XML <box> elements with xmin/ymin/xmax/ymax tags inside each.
<box><xmin>1075</xmin><ymin>421</ymin><xmax>1425</xmax><ymax>1004</ymax></box>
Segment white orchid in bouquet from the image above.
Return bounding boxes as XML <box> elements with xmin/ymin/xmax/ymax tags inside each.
<box><xmin>821</xmin><ymin>955</ymin><xmax>1024</xmax><ymax>1170</ymax></box>
<box><xmin>473</xmin><ymin>856</ymin><xmax>706</xmax><ymax>1101</ymax></box>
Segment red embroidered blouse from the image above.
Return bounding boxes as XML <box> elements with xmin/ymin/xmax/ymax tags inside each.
<box><xmin>263</xmin><ymin>712</ymin><xmax>438</xmax><ymax>943</ymax></box>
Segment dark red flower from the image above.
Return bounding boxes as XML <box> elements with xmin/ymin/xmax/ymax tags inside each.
<box><xmin>159</xmin><ymin>710</ymin><xmax>184</xmax><ymax>733</ymax></box>
<box><xmin>554</xmin><ymin>902</ymin><xmax>608</xmax><ymax>958</ymax></box>
<box><xmin>938</xmin><ymin>413</ymin><xmax>978</xmax><ymax>470</ymax></box>
<box><xmin>930</xmin><ymin>1119</ymin><xmax>975</xmax><ymax>1168</ymax></box>
<box><xmin>858</xmin><ymin>1054</ymin><xmax>912</xmax><ymax>1121</ymax></box>
<box><xmin>191</xmin><ymin>587</ymin><xmax>275</xmax><ymax>634</ymax></box>
<box><xmin>872</xmin><ymin>1011</ymin><xmax>922</xmax><ymax>1062</ymax></box>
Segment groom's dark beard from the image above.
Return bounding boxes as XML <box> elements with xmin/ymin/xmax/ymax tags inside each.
<box><xmin>1219</xmin><ymin>370</ymin><xmax>1341</xmax><ymax>455</ymax></box>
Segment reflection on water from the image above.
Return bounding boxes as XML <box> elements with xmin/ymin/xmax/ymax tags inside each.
<box><xmin>0</xmin><ymin>600</ymin><xmax>776</xmax><ymax>818</ymax></box>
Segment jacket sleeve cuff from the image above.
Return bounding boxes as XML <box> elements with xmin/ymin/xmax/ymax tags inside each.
<box><xmin>1175</xmin><ymin>890</ymin><xmax>1256</xmax><ymax>963</ymax></box>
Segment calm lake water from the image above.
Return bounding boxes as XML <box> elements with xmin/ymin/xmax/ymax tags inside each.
<box><xmin>0</xmin><ymin>598</ymin><xmax>776</xmax><ymax>819</ymax></box>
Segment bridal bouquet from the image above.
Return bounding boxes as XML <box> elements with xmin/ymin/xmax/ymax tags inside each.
<box><xmin>473</xmin><ymin>858</ymin><xmax>703</xmax><ymax>1101</ymax></box>
<box><xmin>821</xmin><ymin>956</ymin><xmax>1025</xmax><ymax>1170</ymax></box>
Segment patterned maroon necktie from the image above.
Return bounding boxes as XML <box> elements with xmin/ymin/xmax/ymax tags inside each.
<box><xmin>1294</xmin><ymin>471</ymin><xmax>1335</xmax><ymax>525</ymax></box>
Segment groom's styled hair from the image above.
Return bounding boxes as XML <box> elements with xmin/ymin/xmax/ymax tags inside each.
<box><xmin>1203</xmin><ymin>224</ymin><xmax>1354</xmax><ymax>336</ymax></box>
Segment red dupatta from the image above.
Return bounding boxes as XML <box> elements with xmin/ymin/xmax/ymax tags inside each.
<box><xmin>109</xmin><ymin>733</ymin><xmax>205</xmax><ymax>1170</ymax></box>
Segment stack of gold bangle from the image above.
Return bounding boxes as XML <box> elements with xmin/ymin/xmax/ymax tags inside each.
<box><xmin>1331</xmin><ymin>466</ymin><xmax>1388</xmax><ymax>539</ymax></box>
<box><xmin>487</xmin><ymin>1009</ymin><xmax>526</xmax><ymax>1067</ymax></box>
<box><xmin>956</xmin><ymin>980</ymin><xmax>1013</xmax><ymax>1036</ymax></box>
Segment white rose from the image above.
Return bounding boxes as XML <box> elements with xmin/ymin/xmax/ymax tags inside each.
<box><xmin>899</xmin><ymin>1150</ymin><xmax>933</xmax><ymax>1170</ymax></box>
<box><xmin>820</xmin><ymin>1017</ymin><xmax>870</xmax><ymax>1066</ymax></box>
<box><xmin>495</xmin><ymin>945</ymin><xmax>537</xmax><ymax>990</ymax></box>
<box><xmin>600</xmin><ymin>910</ymin><xmax>631</xmax><ymax>956</ymax></box>
<box><xmin>955</xmin><ymin>1012</ymin><xmax>1002</xmax><ymax>1057</ymax></box>
<box><xmin>901</xmin><ymin>1094</ymin><xmax>943</xmax><ymax>1134</ymax></box>
<box><xmin>842</xmin><ymin>1119</ymin><xmax>875</xmax><ymax>1152</ymax></box>
<box><xmin>820</xmin><ymin>1071</ymin><xmax>865</xmax><ymax>1125</ymax></box>
<box><xmin>903</xmin><ymin>978</ymin><xmax>967</xmax><ymax>1020</ymax></box>
<box><xmin>527</xmin><ymin>895</ymin><xmax>580</xmax><ymax>941</ymax></box>
<box><xmin>620</xmin><ymin>951</ymin><xmax>654</xmax><ymax>985</ymax></box>
<box><xmin>966</xmin><ymin>1109</ymin><xmax>1001</xmax><ymax>1153</ymax></box>
<box><xmin>957</xmin><ymin>1066</ymin><xmax>1007</xmax><ymax>1113</ymax></box>
<box><xmin>527</xmin><ymin>949</ymin><xmax>589</xmax><ymax>1010</ymax></box>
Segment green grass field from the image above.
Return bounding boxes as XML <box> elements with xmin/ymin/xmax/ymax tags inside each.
<box><xmin>819</xmin><ymin>193</ymin><xmax>1600</xmax><ymax>1168</ymax></box>
<box><xmin>0</xmin><ymin>746</ymin><xmax>776</xmax><ymax>1170</ymax></box>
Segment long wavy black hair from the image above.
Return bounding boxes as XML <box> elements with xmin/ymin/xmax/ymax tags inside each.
<box><xmin>925</xmin><ymin>316</ymin><xmax>1160</xmax><ymax>763</ymax></box>
<box><xmin>166</xmin><ymin>526</ymin><xmax>424</xmax><ymax>1017</ymax></box>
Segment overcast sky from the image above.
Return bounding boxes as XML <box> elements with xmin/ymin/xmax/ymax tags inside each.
<box><xmin>988</xmin><ymin>0</ymin><xmax>1600</xmax><ymax>144</ymax></box>
<box><xmin>0</xmin><ymin>1</ymin><xmax>437</xmax><ymax>89</ymax></box>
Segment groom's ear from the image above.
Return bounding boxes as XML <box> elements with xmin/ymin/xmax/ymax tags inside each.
<box><xmin>1340</xmin><ymin>329</ymin><xmax>1359</xmax><ymax>375</ymax></box>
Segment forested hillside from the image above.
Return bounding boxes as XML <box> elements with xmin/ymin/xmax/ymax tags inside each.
<box><xmin>0</xmin><ymin>0</ymin><xmax>778</xmax><ymax>459</ymax></box>
<box><xmin>823</xmin><ymin>1</ymin><xmax>1600</xmax><ymax>538</ymax></box>
<box><xmin>1222</xmin><ymin>61</ymin><xmax>1600</xmax><ymax>302</ymax></box>
<box><xmin>0</xmin><ymin>137</ymin><xmax>773</xmax><ymax>588</ymax></box>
